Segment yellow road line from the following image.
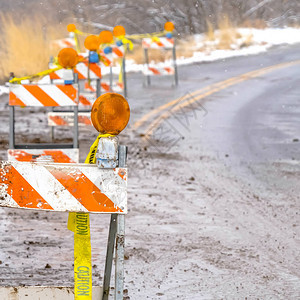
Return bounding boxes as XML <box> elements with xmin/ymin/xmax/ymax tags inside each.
<box><xmin>139</xmin><ymin>60</ymin><xmax>300</xmax><ymax>140</ymax></box>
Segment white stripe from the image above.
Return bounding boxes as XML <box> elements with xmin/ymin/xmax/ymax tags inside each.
<box><xmin>75</xmin><ymin>63</ymin><xmax>99</xmax><ymax>80</ymax></box>
<box><xmin>39</xmin><ymin>85</ymin><xmax>76</xmax><ymax>106</ymax></box>
<box><xmin>14</xmin><ymin>163</ymin><xmax>88</xmax><ymax>212</ymax></box>
<box><xmin>80</xmin><ymin>167</ymin><xmax>127</xmax><ymax>212</ymax></box>
<box><xmin>48</xmin><ymin>112</ymin><xmax>91</xmax><ymax>127</ymax></box>
<box><xmin>0</xmin><ymin>190</ymin><xmax>20</xmax><ymax>209</ymax></box>
<box><xmin>11</xmin><ymin>85</ymin><xmax>43</xmax><ymax>106</ymax></box>
<box><xmin>52</xmin><ymin>69</ymin><xmax>64</xmax><ymax>79</ymax></box>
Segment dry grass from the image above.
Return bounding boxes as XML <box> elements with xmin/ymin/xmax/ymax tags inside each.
<box><xmin>126</xmin><ymin>44</ymin><xmax>174</xmax><ymax>64</ymax></box>
<box><xmin>241</xmin><ymin>19</ymin><xmax>267</xmax><ymax>29</ymax></box>
<box><xmin>206</xmin><ymin>20</ymin><xmax>215</xmax><ymax>41</ymax></box>
<box><xmin>126</xmin><ymin>36</ymin><xmax>196</xmax><ymax>64</ymax></box>
<box><xmin>203</xmin><ymin>15</ymin><xmax>253</xmax><ymax>51</ymax></box>
<box><xmin>0</xmin><ymin>14</ymin><xmax>66</xmax><ymax>82</ymax></box>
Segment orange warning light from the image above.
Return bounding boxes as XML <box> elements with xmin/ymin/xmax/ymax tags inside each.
<box><xmin>91</xmin><ymin>93</ymin><xmax>130</xmax><ymax>135</ymax></box>
<box><xmin>164</xmin><ymin>21</ymin><xmax>174</xmax><ymax>32</ymax></box>
<box><xmin>113</xmin><ymin>25</ymin><xmax>126</xmax><ymax>37</ymax></box>
<box><xmin>84</xmin><ymin>35</ymin><xmax>101</xmax><ymax>51</ymax></box>
<box><xmin>67</xmin><ymin>24</ymin><xmax>76</xmax><ymax>32</ymax></box>
<box><xmin>99</xmin><ymin>31</ymin><xmax>114</xmax><ymax>44</ymax></box>
<box><xmin>58</xmin><ymin>48</ymin><xmax>78</xmax><ymax>68</ymax></box>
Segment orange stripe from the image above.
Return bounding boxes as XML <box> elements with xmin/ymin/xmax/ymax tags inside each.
<box><xmin>49</xmin><ymin>115</ymin><xmax>68</xmax><ymax>126</ymax></box>
<box><xmin>24</xmin><ymin>85</ymin><xmax>59</xmax><ymax>106</ymax></box>
<box><xmin>117</xmin><ymin>82</ymin><xmax>124</xmax><ymax>89</ymax></box>
<box><xmin>56</xmin><ymin>85</ymin><xmax>77</xmax><ymax>102</ymax></box>
<box><xmin>8</xmin><ymin>149</ymin><xmax>74</xmax><ymax>163</ymax></box>
<box><xmin>46</xmin><ymin>167</ymin><xmax>123</xmax><ymax>212</ymax></box>
<box><xmin>84</xmin><ymin>62</ymin><xmax>101</xmax><ymax>78</ymax></box>
<box><xmin>43</xmin><ymin>150</ymin><xmax>74</xmax><ymax>163</ymax></box>
<box><xmin>79</xmin><ymin>95</ymin><xmax>92</xmax><ymax>106</ymax></box>
<box><xmin>148</xmin><ymin>67</ymin><xmax>161</xmax><ymax>75</ymax></box>
<box><xmin>1</xmin><ymin>164</ymin><xmax>53</xmax><ymax>210</ymax></box>
<box><xmin>9</xmin><ymin>91</ymin><xmax>26</xmax><ymax>106</ymax></box>
<box><xmin>101</xmin><ymin>82</ymin><xmax>110</xmax><ymax>91</ymax></box>
<box><xmin>142</xmin><ymin>41</ymin><xmax>150</xmax><ymax>48</ymax></box>
<box><xmin>117</xmin><ymin>168</ymin><xmax>126</xmax><ymax>180</ymax></box>
<box><xmin>155</xmin><ymin>41</ymin><xmax>164</xmax><ymax>47</ymax></box>
<box><xmin>78</xmin><ymin>115</ymin><xmax>92</xmax><ymax>125</ymax></box>
<box><xmin>8</xmin><ymin>150</ymin><xmax>37</xmax><ymax>162</ymax></box>
<box><xmin>63</xmin><ymin>40</ymin><xmax>73</xmax><ymax>47</ymax></box>
<box><xmin>84</xmin><ymin>82</ymin><xmax>96</xmax><ymax>92</ymax></box>
<box><xmin>49</xmin><ymin>72</ymin><xmax>61</xmax><ymax>80</ymax></box>
<box><xmin>164</xmin><ymin>67</ymin><xmax>172</xmax><ymax>73</ymax></box>
<box><xmin>73</xmin><ymin>68</ymin><xmax>86</xmax><ymax>80</ymax></box>
<box><xmin>113</xmin><ymin>47</ymin><xmax>123</xmax><ymax>57</ymax></box>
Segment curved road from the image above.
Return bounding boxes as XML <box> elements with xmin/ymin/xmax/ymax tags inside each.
<box><xmin>0</xmin><ymin>43</ymin><xmax>299</xmax><ymax>299</ymax></box>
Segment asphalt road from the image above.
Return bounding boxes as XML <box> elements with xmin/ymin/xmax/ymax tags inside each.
<box><xmin>0</xmin><ymin>43</ymin><xmax>299</xmax><ymax>299</ymax></box>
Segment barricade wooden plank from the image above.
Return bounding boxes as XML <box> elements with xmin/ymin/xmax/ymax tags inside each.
<box><xmin>0</xmin><ymin>161</ymin><xmax>127</xmax><ymax>213</ymax></box>
<box><xmin>9</xmin><ymin>84</ymin><xmax>78</xmax><ymax>107</ymax></box>
<box><xmin>7</xmin><ymin>149</ymin><xmax>79</xmax><ymax>163</ymax></box>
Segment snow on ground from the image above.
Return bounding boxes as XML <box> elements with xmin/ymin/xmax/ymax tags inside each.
<box><xmin>0</xmin><ymin>85</ymin><xmax>8</xmax><ymax>97</ymax></box>
<box><xmin>125</xmin><ymin>27</ymin><xmax>300</xmax><ymax>74</ymax></box>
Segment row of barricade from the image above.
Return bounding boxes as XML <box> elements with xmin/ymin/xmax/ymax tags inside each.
<box><xmin>2</xmin><ymin>21</ymin><xmax>178</xmax><ymax>300</ymax></box>
<box><xmin>6</xmin><ymin>78</ymin><xmax>129</xmax><ymax>300</ymax></box>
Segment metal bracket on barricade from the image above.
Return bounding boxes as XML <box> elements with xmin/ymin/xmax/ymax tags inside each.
<box><xmin>142</xmin><ymin>37</ymin><xmax>178</xmax><ymax>86</ymax></box>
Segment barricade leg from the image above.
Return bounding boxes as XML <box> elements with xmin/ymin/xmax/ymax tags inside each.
<box><xmin>110</xmin><ymin>66</ymin><xmax>113</xmax><ymax>91</ymax></box>
<box><xmin>122</xmin><ymin>54</ymin><xmax>127</xmax><ymax>98</ymax></box>
<box><xmin>172</xmin><ymin>43</ymin><xmax>178</xmax><ymax>86</ymax></box>
<box><xmin>96</xmin><ymin>79</ymin><xmax>101</xmax><ymax>98</ymax></box>
<box><xmin>144</xmin><ymin>48</ymin><xmax>151</xmax><ymax>86</ymax></box>
<box><xmin>102</xmin><ymin>214</ymin><xmax>117</xmax><ymax>300</ymax></box>
<box><xmin>115</xmin><ymin>214</ymin><xmax>125</xmax><ymax>300</ymax></box>
<box><xmin>9</xmin><ymin>106</ymin><xmax>15</xmax><ymax>149</ymax></box>
<box><xmin>73</xmin><ymin>105</ymin><xmax>79</xmax><ymax>148</ymax></box>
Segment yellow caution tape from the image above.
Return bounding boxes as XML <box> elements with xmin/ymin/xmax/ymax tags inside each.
<box><xmin>74</xmin><ymin>32</ymin><xmax>81</xmax><ymax>53</ymax></box>
<box><xmin>116</xmin><ymin>36</ymin><xmax>134</xmax><ymax>51</ymax></box>
<box><xmin>151</xmin><ymin>36</ymin><xmax>161</xmax><ymax>43</ymax></box>
<box><xmin>9</xmin><ymin>56</ymin><xmax>87</xmax><ymax>84</ymax></box>
<box><xmin>68</xmin><ymin>212</ymin><xmax>92</xmax><ymax>299</ymax></box>
<box><xmin>68</xmin><ymin>133</ymin><xmax>114</xmax><ymax>299</ymax></box>
<box><xmin>9</xmin><ymin>66</ymin><xmax>63</xmax><ymax>84</ymax></box>
<box><xmin>74</xmin><ymin>29</ymin><xmax>90</xmax><ymax>36</ymax></box>
<box><xmin>84</xmin><ymin>133</ymin><xmax>115</xmax><ymax>164</ymax></box>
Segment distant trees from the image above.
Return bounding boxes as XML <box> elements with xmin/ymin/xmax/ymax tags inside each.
<box><xmin>0</xmin><ymin>0</ymin><xmax>299</xmax><ymax>34</ymax></box>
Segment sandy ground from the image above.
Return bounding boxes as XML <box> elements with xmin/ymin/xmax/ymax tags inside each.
<box><xmin>0</xmin><ymin>44</ymin><xmax>299</xmax><ymax>299</ymax></box>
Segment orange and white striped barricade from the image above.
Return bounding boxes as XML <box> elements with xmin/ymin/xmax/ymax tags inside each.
<box><xmin>49</xmin><ymin>61</ymin><xmax>102</xmax><ymax>108</ymax></box>
<box><xmin>51</xmin><ymin>37</ymin><xmax>76</xmax><ymax>49</ymax></box>
<box><xmin>0</xmin><ymin>153</ymin><xmax>127</xmax><ymax>298</ymax></box>
<box><xmin>7</xmin><ymin>148</ymin><xmax>79</xmax><ymax>163</ymax></box>
<box><xmin>49</xmin><ymin>62</ymin><xmax>101</xmax><ymax>82</ymax></box>
<box><xmin>48</xmin><ymin>112</ymin><xmax>92</xmax><ymax>127</ymax></box>
<box><xmin>8</xmin><ymin>83</ymin><xmax>79</xmax><ymax>161</ymax></box>
<box><xmin>85</xmin><ymin>79</ymin><xmax>124</xmax><ymax>94</ymax></box>
<box><xmin>142</xmin><ymin>37</ymin><xmax>178</xmax><ymax>86</ymax></box>
<box><xmin>0</xmin><ymin>161</ymin><xmax>127</xmax><ymax>213</ymax></box>
<box><xmin>99</xmin><ymin>46</ymin><xmax>127</xmax><ymax>97</ymax></box>
<box><xmin>143</xmin><ymin>65</ymin><xmax>175</xmax><ymax>76</ymax></box>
